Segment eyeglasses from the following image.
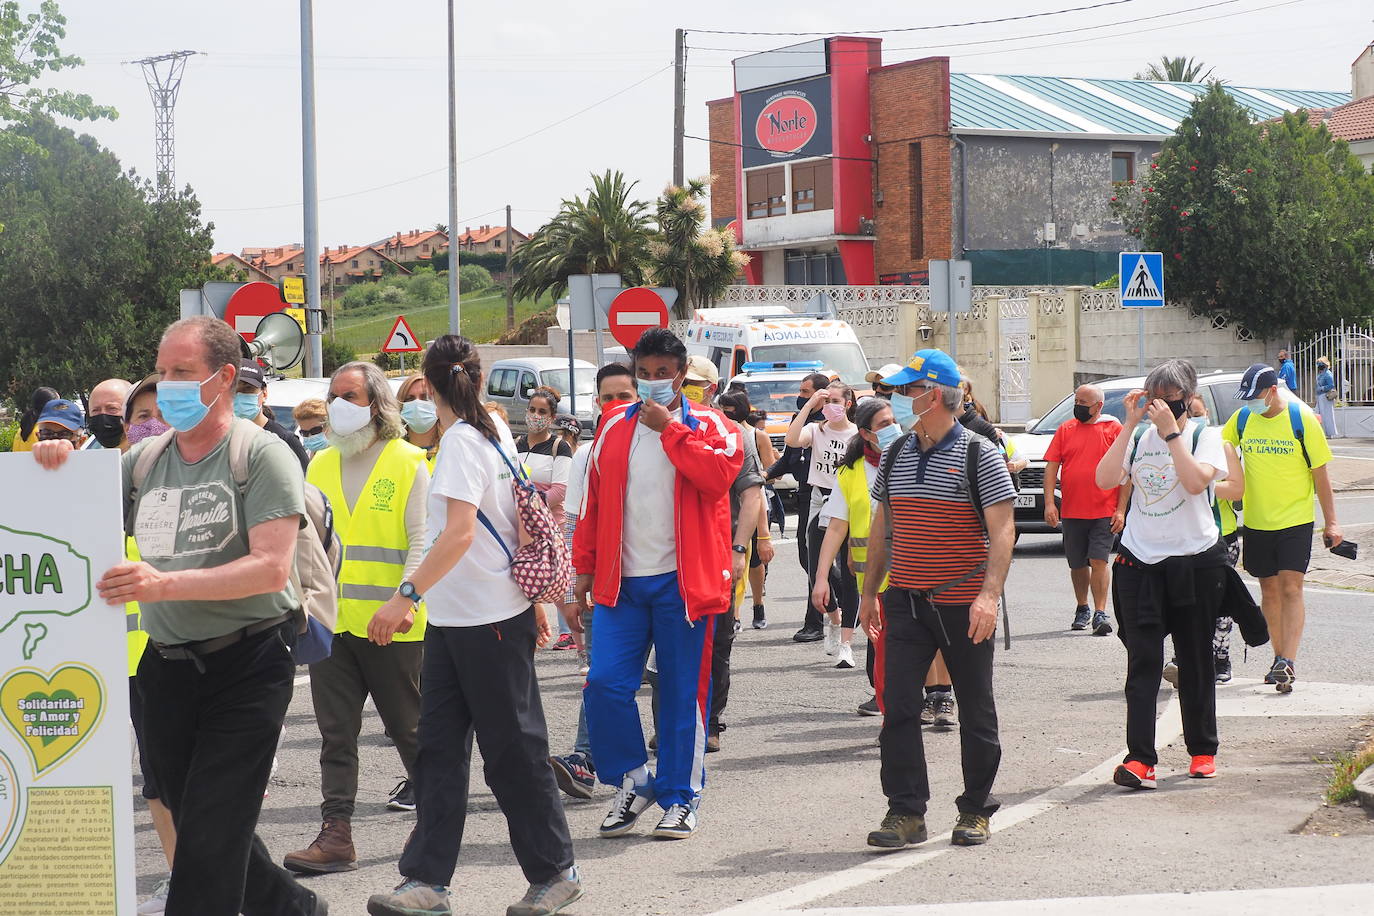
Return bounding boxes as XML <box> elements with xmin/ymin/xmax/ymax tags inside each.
<box><xmin>37</xmin><ymin>429</ymin><xmax>77</xmax><ymax>442</ymax></box>
<box><xmin>907</xmin><ymin>384</ymin><xmax>939</xmax><ymax>393</ymax></box>
<box><xmin>299</xmin><ymin>424</ymin><xmax>325</xmax><ymax>437</ymax></box>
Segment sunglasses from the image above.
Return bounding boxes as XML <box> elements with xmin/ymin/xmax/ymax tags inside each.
<box><xmin>38</xmin><ymin>429</ymin><xmax>78</xmax><ymax>441</ymax></box>
<box><xmin>299</xmin><ymin>424</ymin><xmax>325</xmax><ymax>437</ymax></box>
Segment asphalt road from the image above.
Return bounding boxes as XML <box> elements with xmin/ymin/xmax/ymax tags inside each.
<box><xmin>132</xmin><ymin>504</ymin><xmax>1374</xmax><ymax>915</ymax></box>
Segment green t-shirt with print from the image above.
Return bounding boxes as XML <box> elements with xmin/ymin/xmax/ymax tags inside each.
<box><xmin>1222</xmin><ymin>404</ymin><xmax>1332</xmax><ymax>532</ymax></box>
<box><xmin>123</xmin><ymin>424</ymin><xmax>305</xmax><ymax>644</ymax></box>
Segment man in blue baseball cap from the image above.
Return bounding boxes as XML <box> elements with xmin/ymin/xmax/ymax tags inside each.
<box><xmin>35</xmin><ymin>398</ymin><xmax>88</xmax><ymax>447</ymax></box>
<box><xmin>859</xmin><ymin>347</ymin><xmax>1016</xmax><ymax>850</ymax></box>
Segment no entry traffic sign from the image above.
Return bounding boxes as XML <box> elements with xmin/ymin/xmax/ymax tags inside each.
<box><xmin>224</xmin><ymin>281</ymin><xmax>288</xmax><ymax>343</ymax></box>
<box><xmin>607</xmin><ymin>287</ymin><xmax>670</xmax><ymax>350</ymax></box>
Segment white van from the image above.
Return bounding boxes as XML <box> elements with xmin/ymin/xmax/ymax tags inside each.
<box><xmin>685</xmin><ymin>307</ymin><xmax>871</xmax><ymax>389</ymax></box>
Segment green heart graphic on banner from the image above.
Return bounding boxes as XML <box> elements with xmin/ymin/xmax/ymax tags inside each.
<box><xmin>0</xmin><ymin>666</ymin><xmax>105</xmax><ymax>776</ymax></box>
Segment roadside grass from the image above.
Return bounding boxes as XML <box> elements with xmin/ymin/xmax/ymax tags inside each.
<box><xmin>1324</xmin><ymin>735</ymin><xmax>1374</xmax><ymax>804</ymax></box>
<box><xmin>332</xmin><ymin>289</ymin><xmax>549</xmax><ymax>353</ymax></box>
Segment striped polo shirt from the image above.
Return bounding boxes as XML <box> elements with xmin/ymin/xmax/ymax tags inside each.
<box><xmin>870</xmin><ymin>425</ymin><xmax>1016</xmax><ymax>604</ymax></box>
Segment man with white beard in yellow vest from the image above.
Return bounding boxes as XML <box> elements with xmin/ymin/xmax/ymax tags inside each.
<box><xmin>285</xmin><ymin>361</ymin><xmax>430</xmax><ymax>874</ymax></box>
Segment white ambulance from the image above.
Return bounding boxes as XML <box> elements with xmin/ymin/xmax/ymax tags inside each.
<box><xmin>684</xmin><ymin>307</ymin><xmax>872</xmax><ymax>389</ymax></box>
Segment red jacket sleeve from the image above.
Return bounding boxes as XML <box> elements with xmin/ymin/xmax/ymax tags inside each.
<box><xmin>572</xmin><ymin>443</ymin><xmax>600</xmax><ymax>576</ymax></box>
<box><xmin>659</xmin><ymin>409</ymin><xmax>745</xmax><ymax>498</ymax></box>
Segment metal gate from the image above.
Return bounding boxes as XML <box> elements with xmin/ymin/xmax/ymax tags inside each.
<box><xmin>999</xmin><ymin>298</ymin><xmax>1031</xmax><ymax>423</ymax></box>
<box><xmin>1290</xmin><ymin>320</ymin><xmax>1374</xmax><ymax>436</ymax></box>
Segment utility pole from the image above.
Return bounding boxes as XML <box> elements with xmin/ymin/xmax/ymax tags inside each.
<box><xmin>504</xmin><ymin>204</ymin><xmax>515</xmax><ymax>331</ymax></box>
<box><xmin>673</xmin><ymin>28</ymin><xmax>686</xmax><ymax>187</ymax></box>
<box><xmin>446</xmin><ymin>0</ymin><xmax>461</xmax><ymax>335</ymax></box>
<box><xmin>128</xmin><ymin>50</ymin><xmax>200</xmax><ymax>197</ymax></box>
<box><xmin>299</xmin><ymin>1</ymin><xmax>323</xmax><ymax>377</ymax></box>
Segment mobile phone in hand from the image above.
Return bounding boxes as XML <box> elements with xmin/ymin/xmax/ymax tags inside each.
<box><xmin>1324</xmin><ymin>535</ymin><xmax>1358</xmax><ymax>560</ymax></box>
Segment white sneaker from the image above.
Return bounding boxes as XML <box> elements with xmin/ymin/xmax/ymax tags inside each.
<box><xmin>835</xmin><ymin>642</ymin><xmax>855</xmax><ymax>669</ymax></box>
<box><xmin>652</xmin><ymin>803</ymin><xmax>697</xmax><ymax>839</ymax></box>
<box><xmin>823</xmin><ymin>623</ymin><xmax>840</xmax><ymax>656</ymax></box>
<box><xmin>137</xmin><ymin>877</ymin><xmax>170</xmax><ymax>915</ymax></box>
<box><xmin>599</xmin><ymin>774</ymin><xmax>656</xmax><ymax>837</ymax></box>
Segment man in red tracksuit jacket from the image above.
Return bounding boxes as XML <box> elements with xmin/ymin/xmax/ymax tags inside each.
<box><xmin>573</xmin><ymin>328</ymin><xmax>743</xmax><ymax>841</ymax></box>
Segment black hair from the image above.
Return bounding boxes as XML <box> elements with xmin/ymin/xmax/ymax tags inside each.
<box><xmin>528</xmin><ymin>385</ymin><xmax>560</xmax><ymax>413</ymax></box>
<box><xmin>19</xmin><ymin>387</ymin><xmax>59</xmax><ymax>441</ymax></box>
<box><xmin>596</xmin><ymin>362</ymin><xmax>634</xmax><ymax>391</ymax></box>
<box><xmin>727</xmin><ymin>381</ymin><xmax>747</xmax><ymax>395</ymax></box>
<box><xmin>631</xmin><ymin>328</ymin><xmax>687</xmax><ymax>370</ymax></box>
<box><xmin>840</xmin><ymin>398</ymin><xmax>892</xmax><ymax>468</ymax></box>
<box><xmin>716</xmin><ymin>391</ymin><xmax>751</xmax><ymax>423</ymax></box>
<box><xmin>424</xmin><ymin>334</ymin><xmax>496</xmax><ymax>439</ymax></box>
<box><xmin>802</xmin><ymin>372</ymin><xmax>831</xmax><ymax>393</ymax></box>
<box><xmin>746</xmin><ymin>409</ymin><xmax>768</xmax><ymax>428</ymax></box>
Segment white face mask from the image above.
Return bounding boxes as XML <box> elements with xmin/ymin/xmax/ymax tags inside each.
<box><xmin>328</xmin><ymin>396</ymin><xmax>373</xmax><ymax>437</ymax></box>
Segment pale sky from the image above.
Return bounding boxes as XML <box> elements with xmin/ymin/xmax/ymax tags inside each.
<box><xmin>38</xmin><ymin>0</ymin><xmax>1372</xmax><ymax>254</ymax></box>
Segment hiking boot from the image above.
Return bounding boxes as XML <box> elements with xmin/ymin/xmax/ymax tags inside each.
<box><xmin>387</xmin><ymin>778</ymin><xmax>416</xmax><ymax>812</ymax></box>
<box><xmin>823</xmin><ymin>623</ymin><xmax>840</xmax><ymax>656</ymax></box>
<box><xmin>284</xmin><ymin>818</ymin><xmax>357</xmax><ymax>874</ymax></box>
<box><xmin>793</xmin><ymin>625</ymin><xmax>824</xmax><ymax>643</ymax></box>
<box><xmin>1113</xmin><ymin>760</ymin><xmax>1157</xmax><ymax>790</ymax></box>
<box><xmin>549</xmin><ymin>753</ymin><xmax>595</xmax><ymax>800</ymax></box>
<box><xmin>1162</xmin><ymin>659</ymin><xmax>1180</xmax><ymax>689</ymax></box>
<box><xmin>857</xmin><ymin>696</ymin><xmax>881</xmax><ymax>717</ymax></box>
<box><xmin>652</xmin><ymin>804</ymin><xmax>697</xmax><ymax>840</ymax></box>
<box><xmin>933</xmin><ymin>693</ymin><xmax>957</xmax><ymax>728</ymax></box>
<box><xmin>1091</xmin><ymin>610</ymin><xmax>1113</xmax><ymax>636</ymax></box>
<box><xmin>1190</xmin><ymin>755</ymin><xmax>1217</xmax><ymax>778</ymax></box>
<box><xmin>599</xmin><ymin>775</ymin><xmax>656</xmax><ymax>837</ymax></box>
<box><xmin>920</xmin><ymin>693</ymin><xmax>938</xmax><ymax>726</ymax></box>
<box><xmin>1071</xmin><ymin>606</ymin><xmax>1091</xmax><ymax>630</ymax></box>
<box><xmin>366</xmin><ymin>879</ymin><xmax>450</xmax><ymax>916</ymax></box>
<box><xmin>1214</xmin><ymin>654</ymin><xmax>1232</xmax><ymax>684</ymax></box>
<box><xmin>835</xmin><ymin>642</ymin><xmax>855</xmax><ymax>669</ymax></box>
<box><xmin>951</xmin><ymin>813</ymin><xmax>991</xmax><ymax>846</ymax></box>
<box><xmin>752</xmin><ymin>605</ymin><xmax>768</xmax><ymax>629</ymax></box>
<box><xmin>1273</xmin><ymin>657</ymin><xmax>1295</xmax><ymax>694</ymax></box>
<box><xmin>706</xmin><ymin>733</ymin><xmax>721</xmax><ymax>753</ymax></box>
<box><xmin>507</xmin><ymin>865</ymin><xmax>583</xmax><ymax>916</ymax></box>
<box><xmin>867</xmin><ymin>810</ymin><xmax>927</xmax><ymax>848</ymax></box>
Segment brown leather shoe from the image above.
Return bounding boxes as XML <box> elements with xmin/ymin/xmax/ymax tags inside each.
<box><xmin>706</xmin><ymin>733</ymin><xmax>721</xmax><ymax>753</ymax></box>
<box><xmin>283</xmin><ymin>818</ymin><xmax>357</xmax><ymax>874</ymax></box>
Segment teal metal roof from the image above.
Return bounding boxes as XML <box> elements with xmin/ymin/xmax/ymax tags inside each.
<box><xmin>950</xmin><ymin>72</ymin><xmax>1350</xmax><ymax>137</ymax></box>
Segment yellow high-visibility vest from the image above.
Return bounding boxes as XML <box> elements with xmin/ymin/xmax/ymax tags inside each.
<box><xmin>308</xmin><ymin>439</ymin><xmax>427</xmax><ymax>642</ymax></box>
<box><xmin>126</xmin><ymin>536</ymin><xmax>149</xmax><ymax>676</ymax></box>
<box><xmin>837</xmin><ymin>459</ymin><xmax>888</xmax><ymax>594</ymax></box>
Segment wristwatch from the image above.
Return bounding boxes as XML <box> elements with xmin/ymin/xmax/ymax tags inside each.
<box><xmin>732</xmin><ymin>544</ymin><xmax>748</xmax><ymax>555</ymax></box>
<box><xmin>398</xmin><ymin>580</ymin><xmax>422</xmax><ymax>604</ymax></box>
<box><xmin>1163</xmin><ymin>431</ymin><xmax>1182</xmax><ymax>443</ymax></box>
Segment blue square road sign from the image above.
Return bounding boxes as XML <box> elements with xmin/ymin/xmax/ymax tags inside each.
<box><xmin>1119</xmin><ymin>252</ymin><xmax>1164</xmax><ymax>308</ymax></box>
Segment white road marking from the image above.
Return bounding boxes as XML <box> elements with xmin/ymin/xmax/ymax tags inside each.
<box><xmin>293</xmin><ymin>673</ymin><xmax>310</xmax><ymax>687</ymax></box>
<box><xmin>756</xmin><ymin>883</ymin><xmax>1374</xmax><ymax>915</ymax></box>
<box><xmin>1214</xmin><ymin>678</ymin><xmax>1374</xmax><ymax>718</ymax></box>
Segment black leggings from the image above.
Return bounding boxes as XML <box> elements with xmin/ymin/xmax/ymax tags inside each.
<box><xmin>806</xmin><ymin>496</ymin><xmax>860</xmax><ymax>629</ymax></box>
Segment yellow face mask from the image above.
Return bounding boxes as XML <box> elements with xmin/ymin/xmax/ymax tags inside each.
<box><xmin>682</xmin><ymin>383</ymin><xmax>709</xmax><ymax>405</ymax></box>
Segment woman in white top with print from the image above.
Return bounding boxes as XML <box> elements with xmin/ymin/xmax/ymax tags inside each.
<box><xmin>516</xmin><ymin>386</ymin><xmax>574</xmax><ymax>530</ymax></box>
<box><xmin>364</xmin><ymin>334</ymin><xmax>581</xmax><ymax>914</ymax></box>
<box><xmin>1093</xmin><ymin>358</ymin><xmax>1244</xmax><ymax>792</ymax></box>
<box><xmin>786</xmin><ymin>380</ymin><xmax>859</xmax><ymax>650</ymax></box>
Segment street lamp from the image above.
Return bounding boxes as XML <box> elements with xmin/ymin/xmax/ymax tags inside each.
<box><xmin>918</xmin><ymin>324</ymin><xmax>933</xmax><ymax>342</ymax></box>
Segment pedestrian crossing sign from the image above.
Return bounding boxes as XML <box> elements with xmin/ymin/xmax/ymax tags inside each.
<box><xmin>1119</xmin><ymin>252</ymin><xmax>1165</xmax><ymax>308</ymax></box>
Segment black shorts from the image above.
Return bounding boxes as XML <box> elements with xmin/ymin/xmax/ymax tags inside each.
<box><xmin>1062</xmin><ymin>517</ymin><xmax>1113</xmax><ymax>569</ymax></box>
<box><xmin>1243</xmin><ymin>523</ymin><xmax>1314</xmax><ymax>578</ymax></box>
<box><xmin>128</xmin><ymin>675</ymin><xmax>159</xmax><ymax>800</ymax></box>
<box><xmin>749</xmin><ymin>532</ymin><xmax>763</xmax><ymax>568</ymax></box>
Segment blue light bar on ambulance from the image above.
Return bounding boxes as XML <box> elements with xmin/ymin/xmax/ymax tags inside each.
<box><xmin>741</xmin><ymin>361</ymin><xmax>824</xmax><ymax>372</ymax></box>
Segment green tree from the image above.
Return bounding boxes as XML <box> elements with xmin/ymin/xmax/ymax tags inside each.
<box><xmin>456</xmin><ymin>263</ymin><xmax>493</xmax><ymax>294</ymax></box>
<box><xmin>512</xmin><ymin>170</ymin><xmax>652</xmax><ymax>301</ymax></box>
<box><xmin>1135</xmin><ymin>56</ymin><xmax>1215</xmax><ymax>83</ymax></box>
<box><xmin>0</xmin><ymin>116</ymin><xmax>218</xmax><ymax>397</ymax></box>
<box><xmin>647</xmin><ymin>177</ymin><xmax>748</xmax><ymax>318</ymax></box>
<box><xmin>1</xmin><ymin>3</ymin><xmax>115</xmax><ymax>143</ymax></box>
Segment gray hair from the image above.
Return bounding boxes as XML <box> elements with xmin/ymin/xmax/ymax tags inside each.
<box><xmin>335</xmin><ymin>361</ymin><xmax>405</xmax><ymax>441</ymax></box>
<box><xmin>935</xmin><ymin>382</ymin><xmax>962</xmax><ymax>411</ymax></box>
<box><xmin>1144</xmin><ymin>359</ymin><xmax>1198</xmax><ymax>400</ymax></box>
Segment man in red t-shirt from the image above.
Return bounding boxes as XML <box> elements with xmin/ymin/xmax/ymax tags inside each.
<box><xmin>1044</xmin><ymin>384</ymin><xmax>1122</xmax><ymax>636</ymax></box>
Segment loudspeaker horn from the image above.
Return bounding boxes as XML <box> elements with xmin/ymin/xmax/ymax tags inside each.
<box><xmin>248</xmin><ymin>312</ymin><xmax>305</xmax><ymax>372</ymax></box>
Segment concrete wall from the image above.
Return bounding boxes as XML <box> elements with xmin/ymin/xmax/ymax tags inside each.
<box><xmin>958</xmin><ymin>135</ymin><xmax>1160</xmax><ymax>252</ymax></box>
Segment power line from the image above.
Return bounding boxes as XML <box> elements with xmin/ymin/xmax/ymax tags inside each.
<box><xmin>685</xmin><ymin>0</ymin><xmax>1140</xmax><ymax>35</ymax></box>
<box><xmin>206</xmin><ymin>65</ymin><xmax>671</xmax><ymax>213</ymax></box>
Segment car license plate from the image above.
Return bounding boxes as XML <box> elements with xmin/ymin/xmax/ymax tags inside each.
<box><xmin>1014</xmin><ymin>494</ymin><xmax>1037</xmax><ymax>509</ymax></box>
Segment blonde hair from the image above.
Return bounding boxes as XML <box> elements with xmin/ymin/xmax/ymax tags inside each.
<box><xmin>484</xmin><ymin>400</ymin><xmax>509</xmax><ymax>424</ymax></box>
<box><xmin>396</xmin><ymin>372</ymin><xmax>427</xmax><ymax>402</ymax></box>
<box><xmin>293</xmin><ymin>397</ymin><xmax>327</xmax><ymax>425</ymax></box>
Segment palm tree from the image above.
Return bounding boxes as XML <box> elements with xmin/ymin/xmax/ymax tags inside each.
<box><xmin>511</xmin><ymin>170</ymin><xmax>653</xmax><ymax>301</ymax></box>
<box><xmin>1136</xmin><ymin>56</ymin><xmax>1215</xmax><ymax>83</ymax></box>
<box><xmin>648</xmin><ymin>177</ymin><xmax>749</xmax><ymax>318</ymax></box>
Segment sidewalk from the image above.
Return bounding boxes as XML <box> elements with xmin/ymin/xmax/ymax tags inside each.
<box><xmin>1329</xmin><ymin>452</ymin><xmax>1374</xmax><ymax>492</ymax></box>
<box><xmin>1305</xmin><ymin>522</ymin><xmax>1374</xmax><ymax>592</ymax></box>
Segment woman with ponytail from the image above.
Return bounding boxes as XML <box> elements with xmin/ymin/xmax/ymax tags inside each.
<box><xmin>12</xmin><ymin>386</ymin><xmax>59</xmax><ymax>452</ymax></box>
<box><xmin>364</xmin><ymin>334</ymin><xmax>582</xmax><ymax>916</ymax></box>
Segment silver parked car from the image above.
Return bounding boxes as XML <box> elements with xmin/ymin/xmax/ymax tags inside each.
<box><xmin>485</xmin><ymin>356</ymin><xmax>597</xmax><ymax>436</ymax></box>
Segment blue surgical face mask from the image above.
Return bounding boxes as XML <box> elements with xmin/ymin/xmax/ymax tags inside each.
<box><xmin>302</xmin><ymin>432</ymin><xmax>329</xmax><ymax>452</ymax></box>
<box><xmin>233</xmin><ymin>392</ymin><xmax>261</xmax><ymax>420</ymax></box>
<box><xmin>889</xmin><ymin>392</ymin><xmax>915</xmax><ymax>426</ymax></box>
<box><xmin>637</xmin><ymin>377</ymin><xmax>678</xmax><ymax>406</ymax></box>
<box><xmin>401</xmin><ymin>399</ymin><xmax>438</xmax><ymax>433</ymax></box>
<box><xmin>1243</xmin><ymin>396</ymin><xmax>1269</xmax><ymax>412</ymax></box>
<box><xmin>874</xmin><ymin>422</ymin><xmax>902</xmax><ymax>452</ymax></box>
<box><xmin>156</xmin><ymin>375</ymin><xmax>221</xmax><ymax>432</ymax></box>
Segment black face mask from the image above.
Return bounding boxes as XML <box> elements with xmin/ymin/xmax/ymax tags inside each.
<box><xmin>1166</xmin><ymin>398</ymin><xmax>1188</xmax><ymax>420</ymax></box>
<box><xmin>796</xmin><ymin>395</ymin><xmax>808</xmax><ymax>411</ymax></box>
<box><xmin>88</xmin><ymin>414</ymin><xmax>125</xmax><ymax>448</ymax></box>
<box><xmin>1073</xmin><ymin>404</ymin><xmax>1093</xmax><ymax>423</ymax></box>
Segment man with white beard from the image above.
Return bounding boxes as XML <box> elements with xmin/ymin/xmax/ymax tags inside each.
<box><xmin>284</xmin><ymin>361</ymin><xmax>431</xmax><ymax>874</ymax></box>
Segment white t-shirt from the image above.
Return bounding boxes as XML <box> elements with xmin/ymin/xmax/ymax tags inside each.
<box><xmin>803</xmin><ymin>422</ymin><xmax>857</xmax><ymax>491</ymax></box>
<box><xmin>820</xmin><ymin>461</ymin><xmax>878</xmax><ymax>526</ymax></box>
<box><xmin>621</xmin><ymin>421</ymin><xmax>677</xmax><ymax>577</ymax></box>
<box><xmin>565</xmin><ymin>446</ymin><xmax>593</xmax><ymax>520</ymax></box>
<box><xmin>424</xmin><ymin>417</ymin><xmax>529</xmax><ymax>626</ymax></box>
<box><xmin>1121</xmin><ymin>418</ymin><xmax>1228</xmax><ymax>565</ymax></box>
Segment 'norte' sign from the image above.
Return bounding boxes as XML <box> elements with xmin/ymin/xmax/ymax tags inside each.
<box><xmin>740</xmin><ymin>75</ymin><xmax>831</xmax><ymax>169</ymax></box>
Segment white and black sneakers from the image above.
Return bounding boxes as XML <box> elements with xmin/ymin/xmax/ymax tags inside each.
<box><xmin>599</xmin><ymin>776</ymin><xmax>656</xmax><ymax>837</ymax></box>
<box><xmin>652</xmin><ymin>804</ymin><xmax>697</xmax><ymax>840</ymax></box>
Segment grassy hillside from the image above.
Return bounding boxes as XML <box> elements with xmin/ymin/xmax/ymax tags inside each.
<box><xmin>332</xmin><ymin>289</ymin><xmax>550</xmax><ymax>354</ymax></box>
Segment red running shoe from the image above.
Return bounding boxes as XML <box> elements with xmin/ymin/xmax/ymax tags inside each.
<box><xmin>1113</xmin><ymin>760</ymin><xmax>1157</xmax><ymax>790</ymax></box>
<box><xmin>1189</xmin><ymin>755</ymin><xmax>1217</xmax><ymax>778</ymax></box>
<box><xmin>552</xmin><ymin>634</ymin><xmax>576</xmax><ymax>650</ymax></box>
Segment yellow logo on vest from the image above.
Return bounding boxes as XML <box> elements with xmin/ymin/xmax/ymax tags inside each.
<box><xmin>369</xmin><ymin>478</ymin><xmax>397</xmax><ymax>513</ymax></box>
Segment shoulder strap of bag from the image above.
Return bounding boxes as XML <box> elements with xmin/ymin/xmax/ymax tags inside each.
<box><xmin>125</xmin><ymin>429</ymin><xmax>177</xmax><ymax>537</ymax></box>
<box><xmin>227</xmin><ymin>418</ymin><xmax>257</xmax><ymax>492</ymax></box>
<box><xmin>1287</xmin><ymin>401</ymin><xmax>1311</xmax><ymax>468</ymax></box>
<box><xmin>476</xmin><ymin>510</ymin><xmax>515</xmax><ymax>563</ymax></box>
<box><xmin>964</xmin><ymin>434</ymin><xmax>987</xmax><ymax>535</ymax></box>
<box><xmin>1128</xmin><ymin>424</ymin><xmax>1148</xmax><ymax>466</ymax></box>
<box><xmin>878</xmin><ymin>431</ymin><xmax>915</xmax><ymax>553</ymax></box>
<box><xmin>1236</xmin><ymin>405</ymin><xmax>1251</xmax><ymax>439</ymax></box>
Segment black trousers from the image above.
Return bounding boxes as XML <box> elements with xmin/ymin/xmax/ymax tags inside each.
<box><xmin>805</xmin><ymin>501</ymin><xmax>860</xmax><ymax>632</ymax></box>
<box><xmin>138</xmin><ymin>622</ymin><xmax>316</xmax><ymax>916</ymax></box>
<box><xmin>399</xmin><ymin>607</ymin><xmax>574</xmax><ymax>887</ymax></box>
<box><xmin>1113</xmin><ymin>559</ymin><xmax>1224</xmax><ymax>767</ymax></box>
<box><xmin>879</xmin><ymin>589</ymin><xmax>1001</xmax><ymax>818</ymax></box>
<box><xmin>794</xmin><ymin>482</ymin><xmax>811</xmax><ymax>572</ymax></box>
<box><xmin>709</xmin><ymin>610</ymin><xmax>736</xmax><ymax>735</ymax></box>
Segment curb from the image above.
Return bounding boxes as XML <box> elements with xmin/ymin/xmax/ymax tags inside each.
<box><xmin>1355</xmin><ymin>765</ymin><xmax>1374</xmax><ymax>813</ymax></box>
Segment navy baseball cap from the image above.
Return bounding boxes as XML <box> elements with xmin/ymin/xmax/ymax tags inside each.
<box><xmin>1236</xmin><ymin>364</ymin><xmax>1279</xmax><ymax>400</ymax></box>
<box><xmin>37</xmin><ymin>399</ymin><xmax>85</xmax><ymax>430</ymax></box>
<box><xmin>882</xmin><ymin>349</ymin><xmax>962</xmax><ymax>388</ymax></box>
<box><xmin>238</xmin><ymin>360</ymin><xmax>266</xmax><ymax>389</ymax></box>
